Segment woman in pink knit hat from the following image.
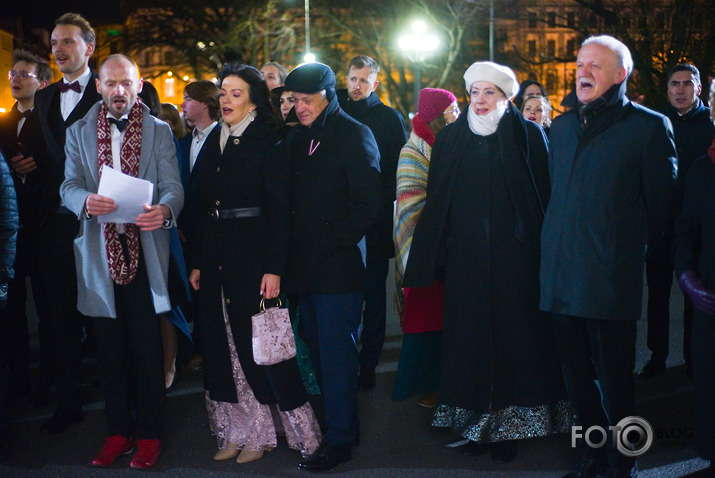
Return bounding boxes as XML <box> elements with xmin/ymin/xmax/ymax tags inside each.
<box><xmin>393</xmin><ymin>88</ymin><xmax>458</xmax><ymax>408</ymax></box>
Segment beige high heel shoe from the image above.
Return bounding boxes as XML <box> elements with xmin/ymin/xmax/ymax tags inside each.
<box><xmin>213</xmin><ymin>445</ymin><xmax>239</xmax><ymax>461</ymax></box>
<box><xmin>236</xmin><ymin>446</ymin><xmax>274</xmax><ymax>464</ymax></box>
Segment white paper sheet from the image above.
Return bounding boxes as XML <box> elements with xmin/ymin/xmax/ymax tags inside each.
<box><xmin>96</xmin><ymin>165</ymin><xmax>154</xmax><ymax>224</ymax></box>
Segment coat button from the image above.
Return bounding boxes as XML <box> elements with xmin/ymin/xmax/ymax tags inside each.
<box><xmin>225</xmin><ymin>298</ymin><xmax>231</xmax><ymax>304</ymax></box>
<box><xmin>233</xmin><ymin>138</ymin><xmax>240</xmax><ymax>145</ymax></box>
<box><xmin>217</xmin><ymin>167</ymin><xmax>220</xmax><ymax>173</ymax></box>
<box><xmin>218</xmin><ymin>265</ymin><xmax>222</xmax><ymax>271</ymax></box>
<box><xmin>215</xmin><ymin>200</ymin><xmax>220</xmax><ymax>206</ymax></box>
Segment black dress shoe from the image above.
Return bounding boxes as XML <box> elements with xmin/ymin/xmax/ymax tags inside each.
<box><xmin>637</xmin><ymin>359</ymin><xmax>666</xmax><ymax>380</ymax></box>
<box><xmin>563</xmin><ymin>457</ymin><xmax>608</xmax><ymax>478</ymax></box>
<box><xmin>40</xmin><ymin>408</ymin><xmax>84</xmax><ymax>435</ymax></box>
<box><xmin>491</xmin><ymin>440</ymin><xmax>517</xmax><ymax>463</ymax></box>
<box><xmin>357</xmin><ymin>368</ymin><xmax>376</xmax><ymax>390</ymax></box>
<box><xmin>298</xmin><ymin>443</ymin><xmax>351</xmax><ymax>472</ymax></box>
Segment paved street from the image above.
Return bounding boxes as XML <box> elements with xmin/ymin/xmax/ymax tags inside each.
<box><xmin>1</xmin><ymin>265</ymin><xmax>711</xmax><ymax>477</ymax></box>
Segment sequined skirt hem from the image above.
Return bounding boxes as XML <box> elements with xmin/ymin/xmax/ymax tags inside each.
<box><xmin>432</xmin><ymin>399</ymin><xmax>573</xmax><ymax>443</ymax></box>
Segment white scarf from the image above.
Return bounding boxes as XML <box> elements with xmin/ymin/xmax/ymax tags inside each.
<box><xmin>467</xmin><ymin>104</ymin><xmax>507</xmax><ymax>136</ymax></box>
<box><xmin>219</xmin><ymin>110</ymin><xmax>256</xmax><ymax>153</ymax></box>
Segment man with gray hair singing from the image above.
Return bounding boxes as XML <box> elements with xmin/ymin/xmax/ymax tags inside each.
<box><xmin>540</xmin><ymin>35</ymin><xmax>677</xmax><ymax>478</ymax></box>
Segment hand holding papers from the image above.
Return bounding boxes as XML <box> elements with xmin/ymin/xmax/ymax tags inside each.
<box><xmin>96</xmin><ymin>165</ymin><xmax>154</xmax><ymax>224</ymax></box>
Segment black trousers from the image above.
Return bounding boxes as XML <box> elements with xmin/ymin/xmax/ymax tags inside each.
<box><xmin>93</xmin><ymin>247</ymin><xmax>164</xmax><ymax>439</ymax></box>
<box><xmin>645</xmin><ymin>260</ymin><xmax>693</xmax><ymax>367</ymax></box>
<box><xmin>34</xmin><ymin>212</ymin><xmax>83</xmax><ymax>411</ymax></box>
<box><xmin>552</xmin><ymin>313</ymin><xmax>637</xmax><ymax>469</ymax></box>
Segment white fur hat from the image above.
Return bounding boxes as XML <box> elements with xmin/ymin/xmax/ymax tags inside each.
<box><xmin>463</xmin><ymin>61</ymin><xmax>519</xmax><ymax>99</ymax></box>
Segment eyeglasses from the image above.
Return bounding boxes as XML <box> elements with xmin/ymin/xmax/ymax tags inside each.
<box><xmin>8</xmin><ymin>70</ymin><xmax>38</xmax><ymax>80</ymax></box>
<box><xmin>444</xmin><ymin>106</ymin><xmax>460</xmax><ymax>116</ymax></box>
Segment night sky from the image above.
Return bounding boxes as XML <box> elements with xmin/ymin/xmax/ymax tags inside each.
<box><xmin>4</xmin><ymin>0</ymin><xmax>123</xmax><ymax>31</ymax></box>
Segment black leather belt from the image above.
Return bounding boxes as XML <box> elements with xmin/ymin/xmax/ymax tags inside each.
<box><xmin>209</xmin><ymin>207</ymin><xmax>262</xmax><ymax>221</ymax></box>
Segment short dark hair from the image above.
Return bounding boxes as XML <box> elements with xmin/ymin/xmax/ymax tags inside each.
<box><xmin>12</xmin><ymin>49</ymin><xmax>52</xmax><ymax>84</ymax></box>
<box><xmin>219</xmin><ymin>63</ymin><xmax>281</xmax><ymax>129</ymax></box>
<box><xmin>138</xmin><ymin>81</ymin><xmax>161</xmax><ymax>117</ymax></box>
<box><xmin>55</xmin><ymin>12</ymin><xmax>96</xmax><ymax>45</ymax></box>
<box><xmin>347</xmin><ymin>55</ymin><xmax>379</xmax><ymax>76</ymax></box>
<box><xmin>668</xmin><ymin>64</ymin><xmax>701</xmax><ymax>86</ymax></box>
<box><xmin>184</xmin><ymin>80</ymin><xmax>220</xmax><ymax>121</ymax></box>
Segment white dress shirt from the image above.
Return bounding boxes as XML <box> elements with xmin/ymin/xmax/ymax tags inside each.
<box><xmin>60</xmin><ymin>67</ymin><xmax>92</xmax><ymax>121</ymax></box>
<box><xmin>189</xmin><ymin>121</ymin><xmax>217</xmax><ymax>172</ymax></box>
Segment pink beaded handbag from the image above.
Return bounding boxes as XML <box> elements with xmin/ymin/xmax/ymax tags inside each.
<box><xmin>251</xmin><ymin>297</ymin><xmax>297</xmax><ymax>365</ymax></box>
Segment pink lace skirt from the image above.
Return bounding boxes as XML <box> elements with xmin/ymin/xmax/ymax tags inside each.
<box><xmin>205</xmin><ymin>293</ymin><xmax>322</xmax><ymax>457</ymax></box>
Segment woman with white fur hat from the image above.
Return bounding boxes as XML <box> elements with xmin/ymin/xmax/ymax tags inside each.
<box><xmin>402</xmin><ymin>62</ymin><xmax>570</xmax><ymax>462</ymax></box>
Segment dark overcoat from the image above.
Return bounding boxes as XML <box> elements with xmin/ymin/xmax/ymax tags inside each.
<box><xmin>674</xmin><ymin>154</ymin><xmax>715</xmax><ymax>460</ymax></box>
<box><xmin>193</xmin><ymin>119</ymin><xmax>305</xmax><ymax>408</ymax></box>
<box><xmin>540</xmin><ymin>85</ymin><xmax>678</xmax><ymax>321</ymax></box>
<box><xmin>337</xmin><ymin>89</ymin><xmax>407</xmax><ymax>262</ymax></box>
<box><xmin>284</xmin><ymin>97</ymin><xmax>382</xmax><ymax>295</ymax></box>
<box><xmin>402</xmin><ymin>105</ymin><xmax>564</xmax><ymax>411</ymax></box>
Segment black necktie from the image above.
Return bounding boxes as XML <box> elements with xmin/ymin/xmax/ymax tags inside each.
<box><xmin>58</xmin><ymin>81</ymin><xmax>81</xmax><ymax>93</ymax></box>
<box><xmin>109</xmin><ymin>118</ymin><xmax>128</xmax><ymax>132</ymax></box>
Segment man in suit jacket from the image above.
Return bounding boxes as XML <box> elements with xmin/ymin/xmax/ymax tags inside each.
<box><xmin>32</xmin><ymin>13</ymin><xmax>102</xmax><ymax>435</ymax></box>
<box><xmin>177</xmin><ymin>80</ymin><xmax>220</xmax><ymax>260</ymax></box>
<box><xmin>0</xmin><ymin>50</ymin><xmax>51</xmax><ymax>405</ymax></box>
<box><xmin>61</xmin><ymin>54</ymin><xmax>183</xmax><ymax>469</ymax></box>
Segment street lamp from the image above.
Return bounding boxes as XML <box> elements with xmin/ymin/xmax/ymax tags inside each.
<box><xmin>303</xmin><ymin>0</ymin><xmax>314</xmax><ymax>63</ymax></box>
<box><xmin>399</xmin><ymin>20</ymin><xmax>439</xmax><ymax>113</ymax></box>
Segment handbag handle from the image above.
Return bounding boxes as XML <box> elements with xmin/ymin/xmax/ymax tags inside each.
<box><xmin>259</xmin><ymin>296</ymin><xmax>283</xmax><ymax>311</ymax></box>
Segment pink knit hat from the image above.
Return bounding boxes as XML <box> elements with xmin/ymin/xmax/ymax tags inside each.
<box><xmin>418</xmin><ymin>88</ymin><xmax>457</xmax><ymax>123</ymax></box>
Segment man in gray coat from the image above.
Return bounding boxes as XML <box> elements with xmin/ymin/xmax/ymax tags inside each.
<box><xmin>540</xmin><ymin>36</ymin><xmax>677</xmax><ymax>478</ymax></box>
<box><xmin>60</xmin><ymin>54</ymin><xmax>183</xmax><ymax>470</ymax></box>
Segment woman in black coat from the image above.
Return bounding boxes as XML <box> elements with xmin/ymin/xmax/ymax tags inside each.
<box><xmin>674</xmin><ymin>83</ymin><xmax>715</xmax><ymax>468</ymax></box>
<box><xmin>403</xmin><ymin>62</ymin><xmax>569</xmax><ymax>463</ymax></box>
<box><xmin>188</xmin><ymin>63</ymin><xmax>320</xmax><ymax>464</ymax></box>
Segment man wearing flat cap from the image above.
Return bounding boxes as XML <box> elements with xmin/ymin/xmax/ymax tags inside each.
<box><xmin>283</xmin><ymin>62</ymin><xmax>382</xmax><ymax>472</ymax></box>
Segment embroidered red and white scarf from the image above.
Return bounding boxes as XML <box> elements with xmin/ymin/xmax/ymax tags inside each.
<box><xmin>97</xmin><ymin>102</ymin><xmax>143</xmax><ymax>285</ymax></box>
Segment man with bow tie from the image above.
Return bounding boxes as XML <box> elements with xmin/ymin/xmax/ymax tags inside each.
<box><xmin>33</xmin><ymin>12</ymin><xmax>102</xmax><ymax>436</ymax></box>
<box><xmin>0</xmin><ymin>50</ymin><xmax>51</xmax><ymax>412</ymax></box>
<box><xmin>61</xmin><ymin>53</ymin><xmax>182</xmax><ymax>469</ymax></box>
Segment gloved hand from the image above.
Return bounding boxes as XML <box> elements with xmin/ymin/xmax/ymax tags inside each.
<box><xmin>0</xmin><ymin>282</ymin><xmax>7</xmax><ymax>309</ymax></box>
<box><xmin>678</xmin><ymin>270</ymin><xmax>715</xmax><ymax>315</ymax></box>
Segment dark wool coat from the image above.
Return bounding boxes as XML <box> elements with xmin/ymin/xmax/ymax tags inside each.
<box><xmin>402</xmin><ymin>105</ymin><xmax>565</xmax><ymax>411</ymax></box>
<box><xmin>674</xmin><ymin>154</ymin><xmax>715</xmax><ymax>460</ymax></box>
<box><xmin>192</xmin><ymin>119</ymin><xmax>306</xmax><ymax>408</ymax></box>
<box><xmin>540</xmin><ymin>84</ymin><xmax>678</xmax><ymax>321</ymax></box>
<box><xmin>337</xmin><ymin>89</ymin><xmax>408</xmax><ymax>262</ymax></box>
<box><xmin>664</xmin><ymin>98</ymin><xmax>715</xmax><ymax>190</ymax></box>
<box><xmin>284</xmin><ymin>96</ymin><xmax>382</xmax><ymax>295</ymax></box>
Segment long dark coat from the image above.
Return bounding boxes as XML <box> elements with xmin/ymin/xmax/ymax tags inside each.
<box><xmin>403</xmin><ymin>104</ymin><xmax>564</xmax><ymax>411</ymax></box>
<box><xmin>193</xmin><ymin>119</ymin><xmax>306</xmax><ymax>408</ymax></box>
<box><xmin>540</xmin><ymin>85</ymin><xmax>678</xmax><ymax>321</ymax></box>
<box><xmin>284</xmin><ymin>97</ymin><xmax>382</xmax><ymax>295</ymax></box>
<box><xmin>674</xmin><ymin>153</ymin><xmax>715</xmax><ymax>460</ymax></box>
<box><xmin>337</xmin><ymin>89</ymin><xmax>408</xmax><ymax>262</ymax></box>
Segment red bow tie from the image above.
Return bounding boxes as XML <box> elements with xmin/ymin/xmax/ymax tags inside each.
<box><xmin>58</xmin><ymin>81</ymin><xmax>81</xmax><ymax>93</ymax></box>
